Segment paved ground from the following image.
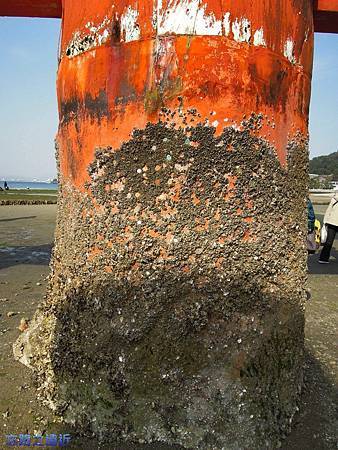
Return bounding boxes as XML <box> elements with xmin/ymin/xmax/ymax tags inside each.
<box><xmin>0</xmin><ymin>204</ymin><xmax>336</xmax><ymax>449</ymax></box>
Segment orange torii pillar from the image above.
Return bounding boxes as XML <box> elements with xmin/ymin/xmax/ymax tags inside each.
<box><xmin>3</xmin><ymin>0</ymin><xmax>335</xmax><ymax>448</ymax></box>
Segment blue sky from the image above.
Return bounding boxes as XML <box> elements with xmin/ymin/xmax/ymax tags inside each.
<box><xmin>310</xmin><ymin>33</ymin><xmax>338</xmax><ymax>160</ymax></box>
<box><xmin>0</xmin><ymin>18</ymin><xmax>337</xmax><ymax>180</ymax></box>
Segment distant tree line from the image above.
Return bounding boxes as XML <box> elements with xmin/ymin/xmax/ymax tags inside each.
<box><xmin>309</xmin><ymin>151</ymin><xmax>338</xmax><ymax>177</ymax></box>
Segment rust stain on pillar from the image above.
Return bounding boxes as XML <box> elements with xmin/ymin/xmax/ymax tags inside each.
<box><xmin>12</xmin><ymin>0</ymin><xmax>316</xmax><ymax>448</ymax></box>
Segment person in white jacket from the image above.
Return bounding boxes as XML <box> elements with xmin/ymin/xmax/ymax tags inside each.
<box><xmin>319</xmin><ymin>192</ymin><xmax>338</xmax><ymax>263</ymax></box>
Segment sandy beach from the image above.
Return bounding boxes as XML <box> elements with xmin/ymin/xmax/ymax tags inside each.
<box><xmin>0</xmin><ymin>204</ymin><xmax>336</xmax><ymax>449</ymax></box>
<box><xmin>0</xmin><ymin>189</ymin><xmax>57</xmax><ymax>205</ymax></box>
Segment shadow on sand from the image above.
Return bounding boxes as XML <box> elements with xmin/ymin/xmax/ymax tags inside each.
<box><xmin>0</xmin><ymin>216</ymin><xmax>37</xmax><ymax>223</ymax></box>
<box><xmin>308</xmin><ymin>249</ymin><xmax>338</xmax><ymax>275</ymax></box>
<box><xmin>281</xmin><ymin>349</ymin><xmax>337</xmax><ymax>450</ymax></box>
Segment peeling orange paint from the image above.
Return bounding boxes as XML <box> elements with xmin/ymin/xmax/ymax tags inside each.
<box><xmin>191</xmin><ymin>192</ymin><xmax>201</xmax><ymax>206</ymax></box>
<box><xmin>215</xmin><ymin>257</ymin><xmax>224</xmax><ymax>269</ymax></box>
<box><xmin>148</xmin><ymin>229</ymin><xmax>161</xmax><ymax>239</ymax></box>
<box><xmin>242</xmin><ymin>230</ymin><xmax>251</xmax><ymax>242</ymax></box>
<box><xmin>244</xmin><ymin>216</ymin><xmax>253</xmax><ymax>223</ymax></box>
<box><xmin>88</xmin><ymin>247</ymin><xmax>103</xmax><ymax>260</ymax></box>
<box><xmin>245</xmin><ymin>199</ymin><xmax>254</xmax><ymax>209</ymax></box>
<box><xmin>227</xmin><ymin>175</ymin><xmax>237</xmax><ymax>191</ymax></box>
<box><xmin>214</xmin><ymin>209</ymin><xmax>221</xmax><ymax>221</ymax></box>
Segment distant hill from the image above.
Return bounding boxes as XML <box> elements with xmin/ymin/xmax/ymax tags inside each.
<box><xmin>309</xmin><ymin>151</ymin><xmax>338</xmax><ymax>178</ymax></box>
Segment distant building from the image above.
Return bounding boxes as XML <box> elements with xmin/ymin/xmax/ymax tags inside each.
<box><xmin>309</xmin><ymin>173</ymin><xmax>334</xmax><ymax>190</ymax></box>
<box><xmin>309</xmin><ymin>174</ymin><xmax>328</xmax><ymax>182</ymax></box>
<box><xmin>331</xmin><ymin>181</ymin><xmax>338</xmax><ymax>190</ymax></box>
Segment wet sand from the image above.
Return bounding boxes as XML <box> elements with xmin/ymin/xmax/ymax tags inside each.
<box><xmin>0</xmin><ymin>205</ymin><xmax>336</xmax><ymax>449</ymax></box>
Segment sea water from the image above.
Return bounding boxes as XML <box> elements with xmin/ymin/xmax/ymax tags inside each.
<box><xmin>1</xmin><ymin>181</ymin><xmax>58</xmax><ymax>190</ymax></box>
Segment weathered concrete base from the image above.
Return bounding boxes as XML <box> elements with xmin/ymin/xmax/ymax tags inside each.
<box><xmin>14</xmin><ymin>119</ymin><xmax>308</xmax><ymax>449</ymax></box>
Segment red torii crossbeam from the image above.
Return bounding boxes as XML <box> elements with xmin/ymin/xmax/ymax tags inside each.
<box><xmin>314</xmin><ymin>0</ymin><xmax>338</xmax><ymax>32</ymax></box>
<box><xmin>0</xmin><ymin>0</ymin><xmax>62</xmax><ymax>18</ymax></box>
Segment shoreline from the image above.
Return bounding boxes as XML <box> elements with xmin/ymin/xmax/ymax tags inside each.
<box><xmin>0</xmin><ymin>199</ymin><xmax>57</xmax><ymax>205</ymax></box>
<box><xmin>0</xmin><ymin>189</ymin><xmax>58</xmax><ymax>205</ymax></box>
